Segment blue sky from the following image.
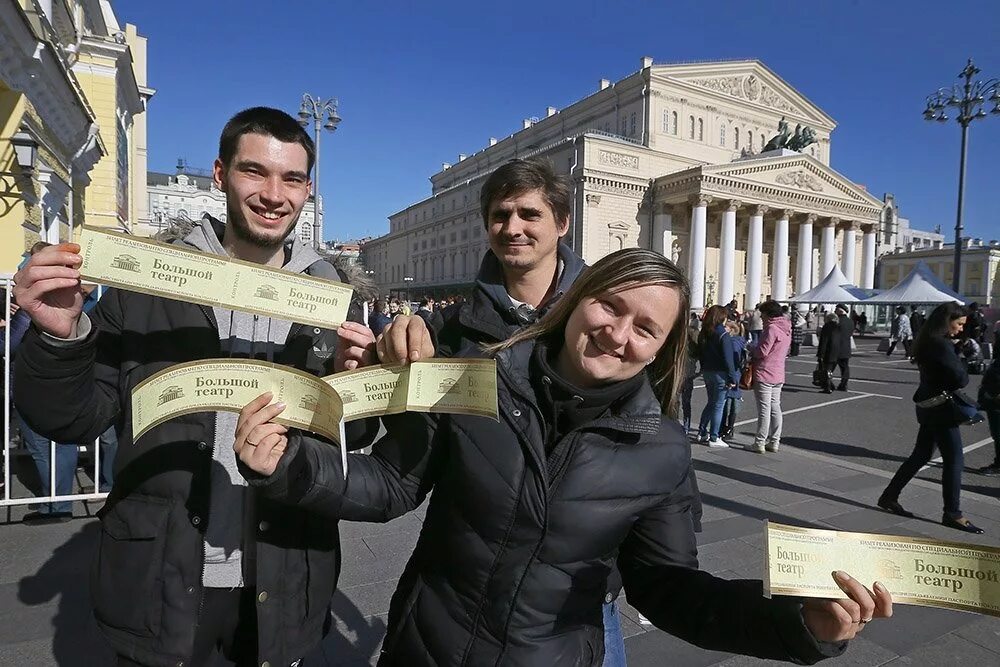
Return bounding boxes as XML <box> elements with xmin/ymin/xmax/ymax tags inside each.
<box><xmin>118</xmin><ymin>0</ymin><xmax>1000</xmax><ymax>243</ymax></box>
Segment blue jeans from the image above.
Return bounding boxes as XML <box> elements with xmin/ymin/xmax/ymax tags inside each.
<box><xmin>884</xmin><ymin>423</ymin><xmax>963</xmax><ymax>519</ymax></box>
<box><xmin>96</xmin><ymin>427</ymin><xmax>117</xmax><ymax>491</ymax></box>
<box><xmin>18</xmin><ymin>415</ymin><xmax>78</xmax><ymax>514</ymax></box>
<box><xmin>698</xmin><ymin>371</ymin><xmax>728</xmax><ymax>439</ymax></box>
<box><xmin>602</xmin><ymin>600</ymin><xmax>627</xmax><ymax>666</ymax></box>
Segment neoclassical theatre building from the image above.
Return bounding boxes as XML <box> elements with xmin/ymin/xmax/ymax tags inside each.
<box><xmin>362</xmin><ymin>58</ymin><xmax>895</xmax><ymax>309</ymax></box>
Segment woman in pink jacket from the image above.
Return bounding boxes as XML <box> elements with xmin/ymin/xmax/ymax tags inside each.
<box><xmin>748</xmin><ymin>300</ymin><xmax>792</xmax><ymax>453</ymax></box>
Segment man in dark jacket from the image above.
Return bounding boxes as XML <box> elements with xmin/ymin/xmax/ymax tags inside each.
<box><xmin>834</xmin><ymin>303</ymin><xmax>854</xmax><ymax>391</ymax></box>
<box><xmin>12</xmin><ymin>108</ymin><xmax>382</xmax><ymax>667</ymax></box>
<box><xmin>817</xmin><ymin>313</ymin><xmax>843</xmax><ymax>394</ymax></box>
<box><xmin>368</xmin><ymin>298</ymin><xmax>393</xmax><ymax>337</ymax></box>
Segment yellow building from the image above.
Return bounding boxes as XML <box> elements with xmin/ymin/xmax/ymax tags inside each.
<box><xmin>0</xmin><ymin>0</ymin><xmax>150</xmax><ymax>274</ymax></box>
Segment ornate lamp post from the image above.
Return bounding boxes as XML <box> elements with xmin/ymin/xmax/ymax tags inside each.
<box><xmin>922</xmin><ymin>59</ymin><xmax>1000</xmax><ymax>292</ymax></box>
<box><xmin>297</xmin><ymin>94</ymin><xmax>342</xmax><ymax>249</ymax></box>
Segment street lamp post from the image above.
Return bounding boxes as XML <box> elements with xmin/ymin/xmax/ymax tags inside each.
<box><xmin>922</xmin><ymin>59</ymin><xmax>1000</xmax><ymax>292</ymax></box>
<box><xmin>297</xmin><ymin>94</ymin><xmax>342</xmax><ymax>249</ymax></box>
<box><xmin>403</xmin><ymin>276</ymin><xmax>414</xmax><ymax>304</ymax></box>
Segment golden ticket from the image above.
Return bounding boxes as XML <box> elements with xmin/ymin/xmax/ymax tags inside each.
<box><xmin>78</xmin><ymin>225</ymin><xmax>354</xmax><ymax>328</ymax></box>
<box><xmin>765</xmin><ymin>521</ymin><xmax>1000</xmax><ymax>617</ymax></box>
<box><xmin>323</xmin><ymin>358</ymin><xmax>499</xmax><ymax>422</ymax></box>
<box><xmin>132</xmin><ymin>359</ymin><xmax>344</xmax><ymax>446</ymax></box>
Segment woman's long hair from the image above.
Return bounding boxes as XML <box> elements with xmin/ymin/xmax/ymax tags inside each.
<box><xmin>484</xmin><ymin>248</ymin><xmax>691</xmax><ymax>416</ymax></box>
<box><xmin>911</xmin><ymin>302</ymin><xmax>967</xmax><ymax>362</ymax></box>
<box><xmin>698</xmin><ymin>305</ymin><xmax>728</xmax><ymax>347</ymax></box>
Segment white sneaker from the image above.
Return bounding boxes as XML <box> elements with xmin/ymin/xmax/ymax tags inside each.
<box><xmin>745</xmin><ymin>443</ymin><xmax>765</xmax><ymax>453</ymax></box>
<box><xmin>707</xmin><ymin>438</ymin><xmax>727</xmax><ymax>448</ymax></box>
<box><xmin>765</xmin><ymin>442</ymin><xmax>780</xmax><ymax>452</ymax></box>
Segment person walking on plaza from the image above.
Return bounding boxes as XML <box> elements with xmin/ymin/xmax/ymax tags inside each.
<box><xmin>697</xmin><ymin>305</ymin><xmax>738</xmax><ymax>446</ymax></box>
<box><xmin>833</xmin><ymin>303</ymin><xmax>854</xmax><ymax>391</ymax></box>
<box><xmin>236</xmin><ymin>249</ymin><xmax>894</xmax><ymax>666</ymax></box>
<box><xmin>11</xmin><ymin>107</ymin><xmax>420</xmax><ymax>667</ymax></box>
<box><xmin>748</xmin><ymin>300</ymin><xmax>791</xmax><ymax>453</ymax></box>
<box><xmin>817</xmin><ymin>313</ymin><xmax>842</xmax><ymax>394</ymax></box>
<box><xmin>679</xmin><ymin>318</ymin><xmax>700</xmax><ymax>434</ymax></box>
<box><xmin>878</xmin><ymin>302</ymin><xmax>984</xmax><ymax>534</ymax></box>
<box><xmin>748</xmin><ymin>305</ymin><xmax>764</xmax><ymax>346</ymax></box>
<box><xmin>975</xmin><ymin>354</ymin><xmax>1000</xmax><ymax>476</ymax></box>
<box><xmin>886</xmin><ymin>305</ymin><xmax>913</xmax><ymax>359</ymax></box>
<box><xmin>718</xmin><ymin>320</ymin><xmax>746</xmax><ymax>442</ymax></box>
<box><xmin>789</xmin><ymin>307</ymin><xmax>804</xmax><ymax>356</ymax></box>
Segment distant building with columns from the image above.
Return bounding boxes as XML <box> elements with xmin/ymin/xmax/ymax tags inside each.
<box><xmin>879</xmin><ymin>239</ymin><xmax>1000</xmax><ymax>308</ymax></box>
<box><xmin>362</xmin><ymin>58</ymin><xmax>927</xmax><ymax>309</ymax></box>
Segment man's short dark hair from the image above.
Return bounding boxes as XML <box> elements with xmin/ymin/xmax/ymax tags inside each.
<box><xmin>479</xmin><ymin>157</ymin><xmax>571</xmax><ymax>228</ymax></box>
<box><xmin>219</xmin><ymin>107</ymin><xmax>316</xmax><ymax>174</ymax></box>
<box><xmin>419</xmin><ymin>298</ymin><xmax>430</xmax><ymax>308</ymax></box>
<box><xmin>759</xmin><ymin>300</ymin><xmax>784</xmax><ymax>319</ymax></box>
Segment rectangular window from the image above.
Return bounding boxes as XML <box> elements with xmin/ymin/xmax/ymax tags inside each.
<box><xmin>461</xmin><ymin>229</ymin><xmax>468</xmax><ymax>240</ymax></box>
<box><xmin>630</xmin><ymin>112</ymin><xmax>636</xmax><ymax>136</ymax></box>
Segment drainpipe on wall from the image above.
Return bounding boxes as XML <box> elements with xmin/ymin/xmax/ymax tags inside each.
<box><xmin>569</xmin><ymin>135</ymin><xmax>582</xmax><ymax>254</ymax></box>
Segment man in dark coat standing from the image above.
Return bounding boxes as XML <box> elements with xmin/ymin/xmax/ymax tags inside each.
<box><xmin>817</xmin><ymin>313</ymin><xmax>843</xmax><ymax>394</ymax></box>
<box><xmin>834</xmin><ymin>303</ymin><xmax>855</xmax><ymax>391</ymax></box>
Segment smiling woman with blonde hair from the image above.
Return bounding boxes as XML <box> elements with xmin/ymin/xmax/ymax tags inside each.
<box><xmin>235</xmin><ymin>248</ymin><xmax>892</xmax><ymax>666</ymax></box>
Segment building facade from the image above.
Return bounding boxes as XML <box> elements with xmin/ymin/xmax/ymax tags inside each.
<box><xmin>879</xmin><ymin>240</ymin><xmax>1000</xmax><ymax>308</ymax></box>
<box><xmin>144</xmin><ymin>161</ymin><xmax>320</xmax><ymax>244</ymax></box>
<box><xmin>0</xmin><ymin>0</ymin><xmax>149</xmax><ymax>274</ymax></box>
<box><xmin>362</xmin><ymin>58</ymin><xmax>924</xmax><ymax>309</ymax></box>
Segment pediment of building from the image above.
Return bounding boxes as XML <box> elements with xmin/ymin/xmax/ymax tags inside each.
<box><xmin>703</xmin><ymin>154</ymin><xmax>882</xmax><ymax>212</ymax></box>
<box><xmin>652</xmin><ymin>60</ymin><xmax>835</xmax><ymax>129</ymax></box>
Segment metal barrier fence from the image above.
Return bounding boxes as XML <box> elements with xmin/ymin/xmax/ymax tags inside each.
<box><xmin>2</xmin><ymin>273</ymin><xmax>110</xmax><ymax>510</ymax></box>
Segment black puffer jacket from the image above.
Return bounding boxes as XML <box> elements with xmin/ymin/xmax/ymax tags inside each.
<box><xmin>435</xmin><ymin>243</ymin><xmax>586</xmax><ymax>357</ymax></box>
<box><xmin>14</xmin><ymin>222</ymin><xmax>375</xmax><ymax>667</ymax></box>
<box><xmin>914</xmin><ymin>335</ymin><xmax>970</xmax><ymax>427</ymax></box>
<box><xmin>254</xmin><ymin>341</ymin><xmax>843</xmax><ymax>666</ymax></box>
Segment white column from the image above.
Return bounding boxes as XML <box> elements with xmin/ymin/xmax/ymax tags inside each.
<box><xmin>795</xmin><ymin>213</ymin><xmax>815</xmax><ymax>296</ymax></box>
<box><xmin>745</xmin><ymin>205</ymin><xmax>765</xmax><ymax>308</ymax></box>
<box><xmin>820</xmin><ymin>219</ymin><xmax>838</xmax><ymax>278</ymax></box>
<box><xmin>861</xmin><ymin>224</ymin><xmax>877</xmax><ymax>289</ymax></box>
<box><xmin>718</xmin><ymin>202</ymin><xmax>738</xmax><ymax>305</ymax></box>
<box><xmin>688</xmin><ymin>197</ymin><xmax>709</xmax><ymax>309</ymax></box>
<box><xmin>841</xmin><ymin>222</ymin><xmax>857</xmax><ymax>283</ymax></box>
<box><xmin>652</xmin><ymin>204</ymin><xmax>673</xmax><ymax>257</ymax></box>
<box><xmin>771</xmin><ymin>211</ymin><xmax>790</xmax><ymax>301</ymax></box>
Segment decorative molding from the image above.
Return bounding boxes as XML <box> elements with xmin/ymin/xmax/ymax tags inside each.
<box><xmin>686</xmin><ymin>74</ymin><xmax>806</xmax><ymax>117</ymax></box>
<box><xmin>775</xmin><ymin>170</ymin><xmax>824</xmax><ymax>192</ymax></box>
<box><xmin>804</xmin><ymin>213</ymin><xmax>818</xmax><ymax>224</ymax></box>
<box><xmin>586</xmin><ymin>194</ymin><xmax>601</xmax><ymax>207</ymax></box>
<box><xmin>690</xmin><ymin>194</ymin><xmax>713</xmax><ymax>207</ymax></box>
<box><xmin>778</xmin><ymin>209</ymin><xmax>795</xmax><ymax>220</ymax></box>
<box><xmin>753</xmin><ymin>204</ymin><xmax>770</xmax><ymax>217</ymax></box>
<box><xmin>598</xmin><ymin>149</ymin><xmax>639</xmax><ymax>170</ymax></box>
<box><xmin>726</xmin><ymin>199</ymin><xmax>742</xmax><ymax>211</ymax></box>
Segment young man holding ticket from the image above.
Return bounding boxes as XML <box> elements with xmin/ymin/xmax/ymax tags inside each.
<box><xmin>237</xmin><ymin>248</ymin><xmax>895</xmax><ymax>666</ymax></box>
<box><xmin>12</xmin><ymin>107</ymin><xmax>420</xmax><ymax>667</ymax></box>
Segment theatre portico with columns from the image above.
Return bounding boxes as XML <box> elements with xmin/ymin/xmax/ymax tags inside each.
<box><xmin>648</xmin><ymin>149</ymin><xmax>885</xmax><ymax>309</ymax></box>
<box><xmin>361</xmin><ymin>58</ymin><xmax>918</xmax><ymax>309</ymax></box>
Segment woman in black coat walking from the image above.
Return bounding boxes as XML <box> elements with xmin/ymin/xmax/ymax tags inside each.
<box><xmin>236</xmin><ymin>249</ymin><xmax>893</xmax><ymax>666</ymax></box>
<box><xmin>878</xmin><ymin>302</ymin><xmax>983</xmax><ymax>533</ymax></box>
<box><xmin>816</xmin><ymin>313</ymin><xmax>841</xmax><ymax>394</ymax></box>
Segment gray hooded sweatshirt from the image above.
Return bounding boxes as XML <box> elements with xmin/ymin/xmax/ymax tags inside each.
<box><xmin>183</xmin><ymin>218</ymin><xmax>327</xmax><ymax>588</ymax></box>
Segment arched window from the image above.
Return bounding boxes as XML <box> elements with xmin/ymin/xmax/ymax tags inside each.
<box><xmin>734</xmin><ymin>127</ymin><xmax>740</xmax><ymax>149</ymax></box>
<box><xmin>697</xmin><ymin>118</ymin><xmax>704</xmax><ymax>141</ymax></box>
<box><xmin>720</xmin><ymin>124</ymin><xmax>726</xmax><ymax>146</ymax></box>
<box><xmin>760</xmin><ymin>133</ymin><xmax>766</xmax><ymax>150</ymax></box>
<box><xmin>689</xmin><ymin>116</ymin><xmax>695</xmax><ymax>139</ymax></box>
<box><xmin>747</xmin><ymin>130</ymin><xmax>753</xmax><ymax>150</ymax></box>
<box><xmin>671</xmin><ymin>111</ymin><xmax>678</xmax><ymax>134</ymax></box>
<box><xmin>662</xmin><ymin>109</ymin><xmax>670</xmax><ymax>133</ymax></box>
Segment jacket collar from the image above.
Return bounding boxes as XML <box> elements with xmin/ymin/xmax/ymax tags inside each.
<box><xmin>460</xmin><ymin>243</ymin><xmax>587</xmax><ymax>343</ymax></box>
<box><xmin>495</xmin><ymin>340</ymin><xmax>663</xmax><ymax>437</ymax></box>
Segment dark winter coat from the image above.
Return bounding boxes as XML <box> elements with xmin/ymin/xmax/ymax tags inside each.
<box><xmin>13</xmin><ymin>221</ymin><xmax>376</xmax><ymax>667</ymax></box>
<box><xmin>817</xmin><ymin>321</ymin><xmax>842</xmax><ymax>364</ymax></box>
<box><xmin>913</xmin><ymin>335</ymin><xmax>970</xmax><ymax>427</ymax></box>
<box><xmin>435</xmin><ymin>243</ymin><xmax>586</xmax><ymax>357</ymax></box>
<box><xmin>837</xmin><ymin>314</ymin><xmax>854</xmax><ymax>359</ymax></box>
<box><xmin>251</xmin><ymin>340</ymin><xmax>844</xmax><ymax>666</ymax></box>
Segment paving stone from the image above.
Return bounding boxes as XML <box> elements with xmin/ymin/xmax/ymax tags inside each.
<box><xmin>822</xmin><ymin>507</ymin><xmax>919</xmax><ymax>533</ymax></box>
<box><xmin>859</xmin><ymin>603</ymin><xmax>980</xmax><ymax>656</ymax></box>
<box><xmin>308</xmin><ymin>610</ymin><xmax>387</xmax><ymax>666</ymax></box>
<box><xmin>338</xmin><ymin>513</ymin><xmax>423</xmax><ymax>540</ymax></box>
<box><xmin>695</xmin><ymin>539</ymin><xmax>763</xmax><ymax>574</ymax></box>
<box><xmin>715</xmin><ymin>636</ymin><xmax>899</xmax><ymax>666</ymax></box>
<box><xmin>697</xmin><ymin>515</ymin><xmax>763</xmax><ymax>546</ymax></box>
<box><xmin>818</xmin><ymin>473</ymin><xmax>887</xmax><ymax>493</ymax></box>
<box><xmin>952</xmin><ymin>616</ymin><xmax>1000</xmax><ymax>655</ymax></box>
<box><xmin>885</xmin><ymin>631</ymin><xmax>1000</xmax><ymax>665</ymax></box>
<box><xmin>624</xmin><ymin>628</ymin><xmax>734</xmax><ymax>667</ymax></box>
<box><xmin>339</xmin><ymin>578</ymin><xmax>401</xmax><ymax>618</ymax></box>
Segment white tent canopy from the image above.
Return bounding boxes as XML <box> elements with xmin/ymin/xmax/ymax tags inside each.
<box><xmin>787</xmin><ymin>265</ymin><xmax>860</xmax><ymax>304</ymax></box>
<box><xmin>862</xmin><ymin>261</ymin><xmax>965</xmax><ymax>305</ymax></box>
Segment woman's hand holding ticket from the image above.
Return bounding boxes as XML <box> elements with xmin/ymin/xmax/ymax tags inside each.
<box><xmin>235</xmin><ymin>392</ymin><xmax>289</xmax><ymax>477</ymax></box>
